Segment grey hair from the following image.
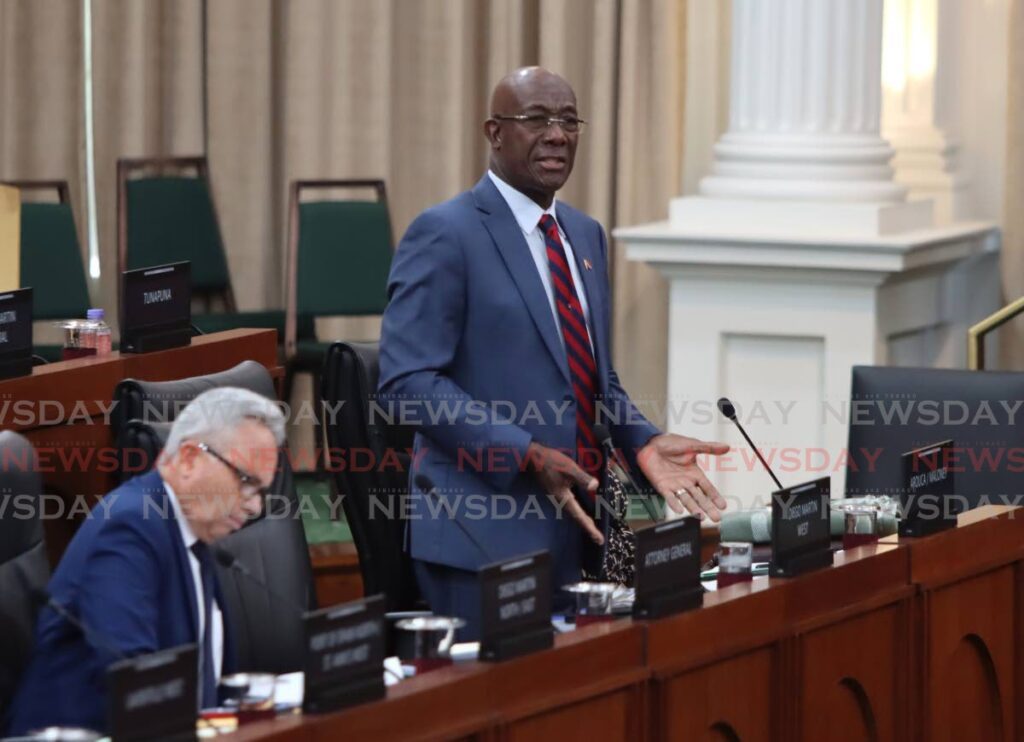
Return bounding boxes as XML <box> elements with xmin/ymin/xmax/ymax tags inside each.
<box><xmin>162</xmin><ymin>387</ymin><xmax>286</xmax><ymax>458</ymax></box>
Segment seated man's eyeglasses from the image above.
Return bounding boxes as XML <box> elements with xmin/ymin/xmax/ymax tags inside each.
<box><xmin>196</xmin><ymin>442</ymin><xmax>272</xmax><ymax>499</ymax></box>
<box><xmin>491</xmin><ymin>114</ymin><xmax>587</xmax><ymax>133</ymax></box>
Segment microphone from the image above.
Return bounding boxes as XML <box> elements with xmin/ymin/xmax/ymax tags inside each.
<box><xmin>414</xmin><ymin>474</ymin><xmax>496</xmax><ymax>563</ymax></box>
<box><xmin>717</xmin><ymin>397</ymin><xmax>784</xmax><ymax>491</ymax></box>
<box><xmin>592</xmin><ymin>423</ymin><xmax>660</xmax><ymax>521</ymax></box>
<box><xmin>211</xmin><ymin>547</ymin><xmax>308</xmax><ymax>615</ymax></box>
<box><xmin>32</xmin><ymin>588</ymin><xmax>127</xmax><ymax>660</ymax></box>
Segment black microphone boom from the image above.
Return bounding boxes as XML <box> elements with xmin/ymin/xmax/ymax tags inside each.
<box><xmin>33</xmin><ymin>589</ymin><xmax>127</xmax><ymax>660</ymax></box>
<box><xmin>592</xmin><ymin>423</ymin><xmax>659</xmax><ymax>521</ymax></box>
<box><xmin>716</xmin><ymin>397</ymin><xmax>784</xmax><ymax>491</ymax></box>
<box><xmin>211</xmin><ymin>547</ymin><xmax>308</xmax><ymax>615</ymax></box>
<box><xmin>414</xmin><ymin>473</ymin><xmax>495</xmax><ymax>563</ymax></box>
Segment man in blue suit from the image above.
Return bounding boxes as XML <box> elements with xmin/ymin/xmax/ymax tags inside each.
<box><xmin>6</xmin><ymin>388</ymin><xmax>283</xmax><ymax>735</ymax></box>
<box><xmin>379</xmin><ymin>67</ymin><xmax>729</xmax><ymax>637</ymax></box>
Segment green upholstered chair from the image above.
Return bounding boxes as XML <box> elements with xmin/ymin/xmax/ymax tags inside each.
<box><xmin>283</xmin><ymin>180</ymin><xmax>393</xmax><ymax>450</ymax></box>
<box><xmin>284</xmin><ymin>179</ymin><xmax>392</xmax><ymax>373</ymax></box>
<box><xmin>117</xmin><ymin>156</ymin><xmax>291</xmax><ymax>340</ymax></box>
<box><xmin>10</xmin><ymin>181</ymin><xmax>92</xmax><ymax>362</ymax></box>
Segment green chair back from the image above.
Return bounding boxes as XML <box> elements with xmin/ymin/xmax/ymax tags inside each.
<box><xmin>296</xmin><ymin>200</ymin><xmax>392</xmax><ymax>317</ymax></box>
<box><xmin>19</xmin><ymin>202</ymin><xmax>90</xmax><ymax>319</ymax></box>
<box><xmin>125</xmin><ymin>176</ymin><xmax>231</xmax><ymax>293</ymax></box>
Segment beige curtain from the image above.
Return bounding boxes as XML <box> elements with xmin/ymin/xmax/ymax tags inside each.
<box><xmin>1002</xmin><ymin>0</ymin><xmax>1024</xmax><ymax>369</ymax></box>
<box><xmin>612</xmin><ymin>0</ymin><xmax>685</xmax><ymax>412</ymax></box>
<box><xmin>90</xmin><ymin>0</ymin><xmax>204</xmax><ymax>320</ymax></box>
<box><xmin>0</xmin><ymin>0</ymin><xmax>84</xmax><ymax>254</ymax></box>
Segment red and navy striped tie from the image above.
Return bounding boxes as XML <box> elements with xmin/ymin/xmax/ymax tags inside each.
<box><xmin>539</xmin><ymin>214</ymin><xmax>602</xmax><ymax>485</ymax></box>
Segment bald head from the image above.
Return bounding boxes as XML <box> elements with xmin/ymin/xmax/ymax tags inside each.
<box><xmin>489</xmin><ymin>67</ymin><xmax>576</xmax><ymax>117</ymax></box>
<box><xmin>484</xmin><ymin>67</ymin><xmax>581</xmax><ymax>209</ymax></box>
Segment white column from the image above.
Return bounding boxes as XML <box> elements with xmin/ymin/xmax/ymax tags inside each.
<box><xmin>675</xmin><ymin>0</ymin><xmax>933</xmax><ymax>237</ymax></box>
<box><xmin>882</xmin><ymin>0</ymin><xmax>971</xmax><ymax>224</ymax></box>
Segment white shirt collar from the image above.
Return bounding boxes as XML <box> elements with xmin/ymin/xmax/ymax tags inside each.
<box><xmin>163</xmin><ymin>479</ymin><xmax>199</xmax><ymax>550</ymax></box>
<box><xmin>487</xmin><ymin>170</ymin><xmax>559</xmax><ymax>235</ymax></box>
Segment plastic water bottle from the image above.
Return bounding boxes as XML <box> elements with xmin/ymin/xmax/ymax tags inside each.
<box><xmin>87</xmin><ymin>308</ymin><xmax>112</xmax><ymax>356</ymax></box>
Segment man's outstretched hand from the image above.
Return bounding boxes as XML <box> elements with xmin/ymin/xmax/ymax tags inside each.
<box><xmin>637</xmin><ymin>433</ymin><xmax>730</xmax><ymax>522</ymax></box>
<box><xmin>525</xmin><ymin>442</ymin><xmax>604</xmax><ymax>545</ymax></box>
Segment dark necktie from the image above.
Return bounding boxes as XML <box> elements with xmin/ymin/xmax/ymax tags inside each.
<box><xmin>539</xmin><ymin>214</ymin><xmax>602</xmax><ymax>485</ymax></box>
<box><xmin>190</xmin><ymin>541</ymin><xmax>218</xmax><ymax>709</ymax></box>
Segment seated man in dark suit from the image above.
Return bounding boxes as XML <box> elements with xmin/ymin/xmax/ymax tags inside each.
<box><xmin>6</xmin><ymin>387</ymin><xmax>283</xmax><ymax>735</ymax></box>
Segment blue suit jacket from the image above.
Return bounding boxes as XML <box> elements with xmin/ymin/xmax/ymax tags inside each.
<box><xmin>379</xmin><ymin>175</ymin><xmax>660</xmax><ymax>577</ymax></box>
<box><xmin>6</xmin><ymin>470</ymin><xmax>234</xmax><ymax>735</ymax></box>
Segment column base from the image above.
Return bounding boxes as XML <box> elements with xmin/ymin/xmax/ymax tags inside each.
<box><xmin>615</xmin><ymin>217</ymin><xmax>999</xmax><ymax>505</ymax></box>
<box><xmin>670</xmin><ymin>195</ymin><xmax>934</xmax><ymax>239</ymax></box>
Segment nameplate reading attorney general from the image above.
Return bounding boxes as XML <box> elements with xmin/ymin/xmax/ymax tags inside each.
<box><xmin>0</xmin><ymin>287</ymin><xmax>32</xmax><ymax>380</ymax></box>
<box><xmin>303</xmin><ymin>594</ymin><xmax>386</xmax><ymax>714</ymax></box>
<box><xmin>120</xmin><ymin>261</ymin><xmax>192</xmax><ymax>353</ymax></box>
<box><xmin>107</xmin><ymin>643</ymin><xmax>198</xmax><ymax>742</ymax></box>
<box><xmin>633</xmin><ymin>515</ymin><xmax>703</xmax><ymax>619</ymax></box>
<box><xmin>479</xmin><ymin>550</ymin><xmax>553</xmax><ymax>662</ymax></box>
<box><xmin>900</xmin><ymin>439</ymin><xmax>958</xmax><ymax>537</ymax></box>
<box><xmin>770</xmin><ymin>476</ymin><xmax>833</xmax><ymax>577</ymax></box>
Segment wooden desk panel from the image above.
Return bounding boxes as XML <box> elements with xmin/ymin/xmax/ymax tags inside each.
<box><xmin>897</xmin><ymin>506</ymin><xmax>1024</xmax><ymax>742</ymax></box>
<box><xmin>646</xmin><ymin>545</ymin><xmax>912</xmax><ymax>742</ymax></box>
<box><xmin>659</xmin><ymin>646</ymin><xmax>776</xmax><ymax>742</ymax></box>
<box><xmin>797</xmin><ymin>602</ymin><xmax>907</xmax><ymax>742</ymax></box>
<box><xmin>647</xmin><ymin>580</ymin><xmax>786</xmax><ymax>740</ymax></box>
<box><xmin>492</xmin><ymin>621</ymin><xmax>646</xmax><ymax>740</ymax></box>
<box><xmin>923</xmin><ymin>566</ymin><xmax>1014</xmax><ymax>742</ymax></box>
<box><xmin>784</xmin><ymin>546</ymin><xmax>913</xmax><ymax>741</ymax></box>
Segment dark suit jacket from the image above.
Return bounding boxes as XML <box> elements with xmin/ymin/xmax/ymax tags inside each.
<box><xmin>379</xmin><ymin>174</ymin><xmax>660</xmax><ymax>579</ymax></box>
<box><xmin>6</xmin><ymin>470</ymin><xmax>234</xmax><ymax>734</ymax></box>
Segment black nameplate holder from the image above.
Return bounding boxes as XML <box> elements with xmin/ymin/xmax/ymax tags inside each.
<box><xmin>899</xmin><ymin>439</ymin><xmax>958</xmax><ymax>537</ymax></box>
<box><xmin>120</xmin><ymin>261</ymin><xmax>192</xmax><ymax>353</ymax></box>
<box><xmin>106</xmin><ymin>643</ymin><xmax>198</xmax><ymax>742</ymax></box>
<box><xmin>770</xmin><ymin>476</ymin><xmax>833</xmax><ymax>577</ymax></box>
<box><xmin>479</xmin><ymin>550</ymin><xmax>554</xmax><ymax>662</ymax></box>
<box><xmin>633</xmin><ymin>515</ymin><xmax>703</xmax><ymax>619</ymax></box>
<box><xmin>303</xmin><ymin>594</ymin><xmax>386</xmax><ymax>714</ymax></box>
<box><xmin>0</xmin><ymin>287</ymin><xmax>32</xmax><ymax>380</ymax></box>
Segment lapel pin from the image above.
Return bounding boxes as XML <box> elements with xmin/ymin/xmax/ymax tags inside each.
<box><xmin>583</xmin><ymin>259</ymin><xmax>593</xmax><ymax>271</ymax></box>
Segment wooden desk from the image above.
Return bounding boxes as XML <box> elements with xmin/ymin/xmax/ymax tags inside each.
<box><xmin>233</xmin><ymin>505</ymin><xmax>1023</xmax><ymax>742</ymax></box>
<box><xmin>232</xmin><ymin>621</ymin><xmax>646</xmax><ymax>741</ymax></box>
<box><xmin>0</xmin><ymin>329</ymin><xmax>279</xmax><ymax>563</ymax></box>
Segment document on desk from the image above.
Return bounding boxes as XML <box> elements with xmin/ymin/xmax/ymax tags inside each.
<box><xmin>274</xmin><ymin>672</ymin><xmax>304</xmax><ymax>710</ymax></box>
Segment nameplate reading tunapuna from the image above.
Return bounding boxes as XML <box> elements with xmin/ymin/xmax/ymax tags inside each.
<box><xmin>303</xmin><ymin>594</ymin><xmax>386</xmax><ymax>714</ymax></box>
<box><xmin>900</xmin><ymin>439</ymin><xmax>958</xmax><ymax>537</ymax></box>
<box><xmin>120</xmin><ymin>261</ymin><xmax>192</xmax><ymax>353</ymax></box>
<box><xmin>107</xmin><ymin>643</ymin><xmax>198</xmax><ymax>742</ymax></box>
<box><xmin>633</xmin><ymin>515</ymin><xmax>703</xmax><ymax>619</ymax></box>
<box><xmin>770</xmin><ymin>476</ymin><xmax>833</xmax><ymax>577</ymax></box>
<box><xmin>479</xmin><ymin>550</ymin><xmax>553</xmax><ymax>662</ymax></box>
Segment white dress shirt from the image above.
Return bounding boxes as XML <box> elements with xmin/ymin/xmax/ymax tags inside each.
<box><xmin>487</xmin><ymin>170</ymin><xmax>594</xmax><ymax>349</ymax></box>
<box><xmin>164</xmin><ymin>482</ymin><xmax>224</xmax><ymax>683</ymax></box>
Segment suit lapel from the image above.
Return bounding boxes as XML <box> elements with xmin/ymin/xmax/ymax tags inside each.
<box><xmin>473</xmin><ymin>177</ymin><xmax>571</xmax><ymax>386</ymax></box>
<box><xmin>556</xmin><ymin>205</ymin><xmax>609</xmax><ymax>391</ymax></box>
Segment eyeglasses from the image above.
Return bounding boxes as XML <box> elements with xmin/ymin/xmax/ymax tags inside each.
<box><xmin>491</xmin><ymin>114</ymin><xmax>587</xmax><ymax>134</ymax></box>
<box><xmin>197</xmin><ymin>442</ymin><xmax>272</xmax><ymax>499</ymax></box>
